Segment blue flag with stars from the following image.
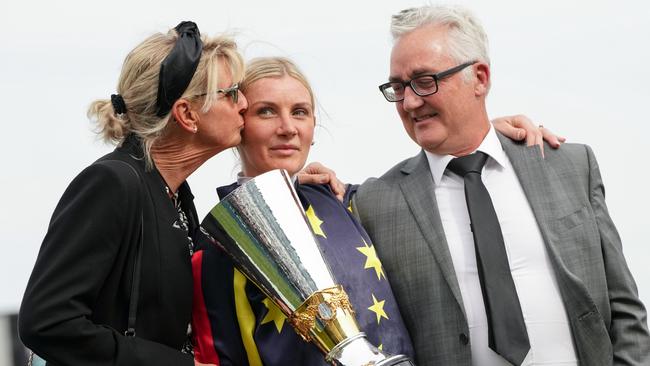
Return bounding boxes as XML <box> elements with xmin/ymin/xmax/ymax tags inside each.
<box><xmin>192</xmin><ymin>182</ymin><xmax>414</xmax><ymax>365</ymax></box>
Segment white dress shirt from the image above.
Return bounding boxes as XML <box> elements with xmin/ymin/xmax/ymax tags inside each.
<box><xmin>425</xmin><ymin>127</ymin><xmax>578</xmax><ymax>365</ymax></box>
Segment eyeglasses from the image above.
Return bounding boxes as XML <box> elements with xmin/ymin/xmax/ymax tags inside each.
<box><xmin>218</xmin><ymin>83</ymin><xmax>240</xmax><ymax>103</ymax></box>
<box><xmin>195</xmin><ymin>83</ymin><xmax>240</xmax><ymax>103</ymax></box>
<box><xmin>378</xmin><ymin>61</ymin><xmax>477</xmax><ymax>102</ymax></box>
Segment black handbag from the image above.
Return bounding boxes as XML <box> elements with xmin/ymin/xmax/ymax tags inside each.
<box><xmin>28</xmin><ymin>160</ymin><xmax>145</xmax><ymax>365</ymax></box>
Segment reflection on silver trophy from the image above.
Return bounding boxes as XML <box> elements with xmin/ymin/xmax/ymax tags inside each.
<box><xmin>205</xmin><ymin>169</ymin><xmax>414</xmax><ymax>366</ymax></box>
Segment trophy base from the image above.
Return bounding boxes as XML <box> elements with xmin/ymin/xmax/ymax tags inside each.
<box><xmin>327</xmin><ymin>333</ymin><xmax>415</xmax><ymax>366</ymax></box>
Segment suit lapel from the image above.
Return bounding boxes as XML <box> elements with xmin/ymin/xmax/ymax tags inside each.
<box><xmin>497</xmin><ymin>133</ymin><xmax>570</xmax><ymax>269</ymax></box>
<box><xmin>398</xmin><ymin>151</ymin><xmax>465</xmax><ymax>311</ymax></box>
<box><xmin>497</xmin><ymin>134</ymin><xmax>596</xmax><ymax>318</ymax></box>
<box><xmin>496</xmin><ymin>134</ymin><xmax>560</xmax><ymax>225</ymax></box>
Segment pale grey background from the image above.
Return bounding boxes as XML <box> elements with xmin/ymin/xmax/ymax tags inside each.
<box><xmin>1</xmin><ymin>0</ymin><xmax>648</xmax><ymax>316</ymax></box>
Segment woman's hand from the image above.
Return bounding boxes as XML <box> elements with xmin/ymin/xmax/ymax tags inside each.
<box><xmin>297</xmin><ymin>162</ymin><xmax>346</xmax><ymax>201</ymax></box>
<box><xmin>492</xmin><ymin>114</ymin><xmax>566</xmax><ymax>157</ymax></box>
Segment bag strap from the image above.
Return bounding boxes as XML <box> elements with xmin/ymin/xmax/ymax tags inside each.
<box><xmin>125</xmin><ymin>222</ymin><xmax>143</xmax><ymax>337</ymax></box>
<box><xmin>122</xmin><ymin>162</ymin><xmax>144</xmax><ymax>338</ymax></box>
<box><xmin>98</xmin><ymin>160</ymin><xmax>145</xmax><ymax>338</ymax></box>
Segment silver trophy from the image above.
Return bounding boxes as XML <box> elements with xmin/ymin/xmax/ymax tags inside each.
<box><xmin>205</xmin><ymin>169</ymin><xmax>413</xmax><ymax>366</ymax></box>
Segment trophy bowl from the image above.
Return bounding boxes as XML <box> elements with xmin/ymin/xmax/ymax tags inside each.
<box><xmin>202</xmin><ymin>169</ymin><xmax>413</xmax><ymax>366</ymax></box>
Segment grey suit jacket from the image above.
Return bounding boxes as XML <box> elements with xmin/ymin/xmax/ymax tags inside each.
<box><xmin>353</xmin><ymin>134</ymin><xmax>650</xmax><ymax>366</ymax></box>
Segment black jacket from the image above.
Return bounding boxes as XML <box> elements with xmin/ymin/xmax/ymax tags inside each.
<box><xmin>19</xmin><ymin>135</ymin><xmax>197</xmax><ymax>365</ymax></box>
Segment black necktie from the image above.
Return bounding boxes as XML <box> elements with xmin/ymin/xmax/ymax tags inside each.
<box><xmin>447</xmin><ymin>152</ymin><xmax>530</xmax><ymax>365</ymax></box>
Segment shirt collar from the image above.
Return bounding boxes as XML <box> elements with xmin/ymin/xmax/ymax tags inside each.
<box><xmin>424</xmin><ymin>125</ymin><xmax>508</xmax><ymax>185</ymax></box>
<box><xmin>236</xmin><ymin>172</ymin><xmax>251</xmax><ymax>185</ymax></box>
<box><xmin>236</xmin><ymin>170</ymin><xmax>299</xmax><ymax>186</ymax></box>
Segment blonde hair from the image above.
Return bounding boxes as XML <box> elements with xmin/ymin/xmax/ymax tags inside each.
<box><xmin>241</xmin><ymin>57</ymin><xmax>315</xmax><ymax>112</ymax></box>
<box><xmin>88</xmin><ymin>26</ymin><xmax>244</xmax><ymax>167</ymax></box>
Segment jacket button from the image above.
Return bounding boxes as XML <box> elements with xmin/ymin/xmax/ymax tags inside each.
<box><xmin>459</xmin><ymin>333</ymin><xmax>469</xmax><ymax>345</ymax></box>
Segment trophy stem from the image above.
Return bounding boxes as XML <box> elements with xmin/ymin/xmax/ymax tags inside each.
<box><xmin>326</xmin><ymin>332</ymin><xmax>414</xmax><ymax>366</ymax></box>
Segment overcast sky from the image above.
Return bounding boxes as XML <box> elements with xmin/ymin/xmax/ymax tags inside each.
<box><xmin>1</xmin><ymin>0</ymin><xmax>648</xmax><ymax>313</ymax></box>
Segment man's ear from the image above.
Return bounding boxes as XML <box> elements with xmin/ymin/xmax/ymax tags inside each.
<box><xmin>171</xmin><ymin>99</ymin><xmax>200</xmax><ymax>133</ymax></box>
<box><xmin>474</xmin><ymin>62</ymin><xmax>490</xmax><ymax>97</ymax></box>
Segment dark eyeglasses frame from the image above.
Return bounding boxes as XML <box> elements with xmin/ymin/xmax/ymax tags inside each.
<box><xmin>378</xmin><ymin>61</ymin><xmax>477</xmax><ymax>102</ymax></box>
<box><xmin>195</xmin><ymin>83</ymin><xmax>240</xmax><ymax>104</ymax></box>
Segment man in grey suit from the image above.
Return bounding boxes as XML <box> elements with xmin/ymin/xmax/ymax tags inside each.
<box><xmin>353</xmin><ymin>5</ymin><xmax>650</xmax><ymax>366</ymax></box>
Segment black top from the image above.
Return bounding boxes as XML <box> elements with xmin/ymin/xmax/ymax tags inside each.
<box><xmin>19</xmin><ymin>135</ymin><xmax>200</xmax><ymax>366</ymax></box>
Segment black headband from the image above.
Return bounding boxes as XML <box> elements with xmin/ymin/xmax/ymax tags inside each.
<box><xmin>156</xmin><ymin>21</ymin><xmax>203</xmax><ymax>117</ymax></box>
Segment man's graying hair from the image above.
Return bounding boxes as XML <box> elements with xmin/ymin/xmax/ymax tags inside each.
<box><xmin>391</xmin><ymin>5</ymin><xmax>490</xmax><ymax>80</ymax></box>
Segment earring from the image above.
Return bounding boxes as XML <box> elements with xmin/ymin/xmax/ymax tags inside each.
<box><xmin>193</xmin><ymin>125</ymin><xmax>198</xmax><ymax>133</ymax></box>
<box><xmin>311</xmin><ymin>141</ymin><xmax>315</xmax><ymax>146</ymax></box>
